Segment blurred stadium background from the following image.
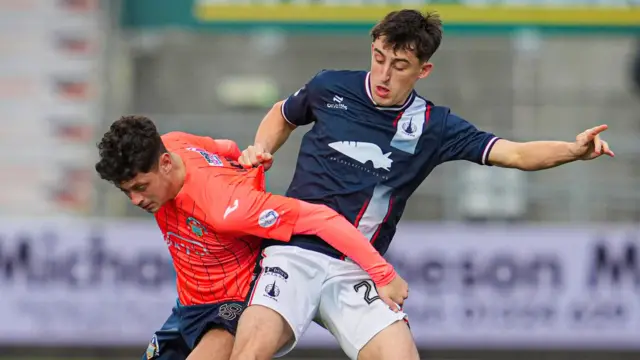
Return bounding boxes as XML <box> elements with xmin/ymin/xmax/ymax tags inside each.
<box><xmin>2</xmin><ymin>0</ymin><xmax>640</xmax><ymax>359</ymax></box>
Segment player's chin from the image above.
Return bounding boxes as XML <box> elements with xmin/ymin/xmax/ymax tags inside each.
<box><xmin>141</xmin><ymin>204</ymin><xmax>158</xmax><ymax>213</ymax></box>
<box><xmin>373</xmin><ymin>95</ymin><xmax>395</xmax><ymax>107</ymax></box>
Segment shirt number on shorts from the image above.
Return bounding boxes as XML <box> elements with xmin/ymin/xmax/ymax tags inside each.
<box><xmin>353</xmin><ymin>280</ymin><xmax>381</xmax><ymax>305</ymax></box>
<box><xmin>218</xmin><ymin>303</ymin><xmax>244</xmax><ymax>321</ymax></box>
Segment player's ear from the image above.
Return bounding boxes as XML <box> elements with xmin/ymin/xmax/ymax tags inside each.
<box><xmin>418</xmin><ymin>62</ymin><xmax>433</xmax><ymax>80</ymax></box>
<box><xmin>159</xmin><ymin>152</ymin><xmax>172</xmax><ymax>175</ymax></box>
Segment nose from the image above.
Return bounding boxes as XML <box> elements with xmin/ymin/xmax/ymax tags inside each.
<box><xmin>130</xmin><ymin>192</ymin><xmax>145</xmax><ymax>206</ymax></box>
<box><xmin>380</xmin><ymin>64</ymin><xmax>391</xmax><ymax>82</ymax></box>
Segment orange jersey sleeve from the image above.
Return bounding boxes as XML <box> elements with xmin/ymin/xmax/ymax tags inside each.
<box><xmin>193</xmin><ymin>167</ymin><xmax>396</xmax><ymax>286</ymax></box>
<box><xmin>196</xmin><ymin>167</ymin><xmax>299</xmax><ymax>242</ymax></box>
<box><xmin>162</xmin><ymin>132</ymin><xmax>241</xmax><ymax>159</ymax></box>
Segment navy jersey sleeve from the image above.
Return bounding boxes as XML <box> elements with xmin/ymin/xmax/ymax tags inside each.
<box><xmin>438</xmin><ymin>113</ymin><xmax>500</xmax><ymax>165</ymax></box>
<box><xmin>281</xmin><ymin>71</ymin><xmax>325</xmax><ymax>126</ymax></box>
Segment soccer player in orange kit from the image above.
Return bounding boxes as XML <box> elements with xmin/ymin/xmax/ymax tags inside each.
<box><xmin>94</xmin><ymin>115</ymin><xmax>409</xmax><ymax>360</ymax></box>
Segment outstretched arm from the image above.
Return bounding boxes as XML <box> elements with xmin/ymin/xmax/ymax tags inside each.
<box><xmin>488</xmin><ymin>124</ymin><xmax>614</xmax><ymax>171</ymax></box>
<box><xmin>438</xmin><ymin>113</ymin><xmax>614</xmax><ymax>171</ymax></box>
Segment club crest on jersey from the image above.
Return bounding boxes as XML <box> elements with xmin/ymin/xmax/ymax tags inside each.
<box><xmin>186</xmin><ymin>147</ymin><xmax>223</xmax><ymax>167</ymax></box>
<box><xmin>146</xmin><ymin>334</ymin><xmax>159</xmax><ymax>360</ymax></box>
<box><xmin>186</xmin><ymin>217</ymin><xmax>206</xmax><ymax>237</ymax></box>
<box><xmin>390</xmin><ymin>97</ymin><xmax>428</xmax><ymax>154</ymax></box>
<box><xmin>401</xmin><ymin>117</ymin><xmax>418</xmax><ymax>137</ymax></box>
<box><xmin>258</xmin><ymin>209</ymin><xmax>279</xmax><ymax>228</ymax></box>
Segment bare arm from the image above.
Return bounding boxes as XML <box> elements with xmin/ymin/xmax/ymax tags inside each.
<box><xmin>255</xmin><ymin>101</ymin><xmax>296</xmax><ymax>154</ymax></box>
<box><xmin>488</xmin><ymin>125</ymin><xmax>614</xmax><ymax>171</ymax></box>
<box><xmin>238</xmin><ymin>101</ymin><xmax>296</xmax><ymax>169</ymax></box>
<box><xmin>489</xmin><ymin>139</ymin><xmax>580</xmax><ymax>171</ymax></box>
<box><xmin>240</xmin><ymin>73</ymin><xmax>320</xmax><ymax>167</ymax></box>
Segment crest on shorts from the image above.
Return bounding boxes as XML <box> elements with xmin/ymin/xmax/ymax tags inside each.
<box><xmin>146</xmin><ymin>334</ymin><xmax>159</xmax><ymax>360</ymax></box>
<box><xmin>186</xmin><ymin>217</ymin><xmax>207</xmax><ymax>237</ymax></box>
<box><xmin>218</xmin><ymin>303</ymin><xmax>244</xmax><ymax>321</ymax></box>
<box><xmin>264</xmin><ymin>280</ymin><xmax>280</xmax><ymax>299</ymax></box>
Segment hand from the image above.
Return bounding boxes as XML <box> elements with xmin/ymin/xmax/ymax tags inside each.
<box><xmin>376</xmin><ymin>274</ymin><xmax>409</xmax><ymax>313</ymax></box>
<box><xmin>237</xmin><ymin>144</ymin><xmax>274</xmax><ymax>171</ymax></box>
<box><xmin>572</xmin><ymin>124</ymin><xmax>615</xmax><ymax>160</ymax></box>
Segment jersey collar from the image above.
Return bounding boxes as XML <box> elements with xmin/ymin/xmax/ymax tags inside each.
<box><xmin>365</xmin><ymin>72</ymin><xmax>416</xmax><ymax>112</ymax></box>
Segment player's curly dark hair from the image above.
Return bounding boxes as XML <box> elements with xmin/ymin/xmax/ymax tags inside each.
<box><xmin>95</xmin><ymin>115</ymin><xmax>167</xmax><ymax>185</ymax></box>
<box><xmin>371</xmin><ymin>9</ymin><xmax>443</xmax><ymax>62</ymax></box>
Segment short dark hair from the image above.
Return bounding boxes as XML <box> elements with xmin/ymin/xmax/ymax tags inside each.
<box><xmin>371</xmin><ymin>9</ymin><xmax>443</xmax><ymax>62</ymax></box>
<box><xmin>95</xmin><ymin>115</ymin><xmax>166</xmax><ymax>185</ymax></box>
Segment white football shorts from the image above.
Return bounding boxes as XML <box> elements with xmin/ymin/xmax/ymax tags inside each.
<box><xmin>247</xmin><ymin>245</ymin><xmax>407</xmax><ymax>359</ymax></box>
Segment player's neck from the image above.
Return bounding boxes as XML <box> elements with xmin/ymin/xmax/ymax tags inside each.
<box><xmin>169</xmin><ymin>152</ymin><xmax>187</xmax><ymax>198</ymax></box>
<box><xmin>394</xmin><ymin>89</ymin><xmax>414</xmax><ymax>107</ymax></box>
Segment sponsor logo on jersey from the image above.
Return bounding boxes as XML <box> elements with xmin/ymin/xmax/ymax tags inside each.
<box><xmin>186</xmin><ymin>147</ymin><xmax>223</xmax><ymax>166</ymax></box>
<box><xmin>326</xmin><ymin>94</ymin><xmax>348</xmax><ymax>110</ymax></box>
<box><xmin>328</xmin><ymin>141</ymin><xmax>392</xmax><ymax>171</ymax></box>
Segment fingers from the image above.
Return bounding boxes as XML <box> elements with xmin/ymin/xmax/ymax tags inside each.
<box><xmin>593</xmin><ymin>134</ymin><xmax>603</xmax><ymax>156</ymax></box>
<box><xmin>257</xmin><ymin>152</ymin><xmax>273</xmax><ymax>163</ymax></box>
<box><xmin>601</xmin><ymin>140</ymin><xmax>615</xmax><ymax>157</ymax></box>
<box><xmin>389</xmin><ymin>288</ymin><xmax>409</xmax><ymax>308</ymax></box>
<box><xmin>247</xmin><ymin>145</ymin><xmax>261</xmax><ymax>165</ymax></box>
<box><xmin>237</xmin><ymin>149</ymin><xmax>254</xmax><ymax>166</ymax></box>
<box><xmin>379</xmin><ymin>295</ymin><xmax>400</xmax><ymax>313</ymax></box>
<box><xmin>586</xmin><ymin>124</ymin><xmax>608</xmax><ymax>139</ymax></box>
<box><xmin>237</xmin><ymin>145</ymin><xmax>271</xmax><ymax>167</ymax></box>
<box><xmin>256</xmin><ymin>152</ymin><xmax>274</xmax><ymax>171</ymax></box>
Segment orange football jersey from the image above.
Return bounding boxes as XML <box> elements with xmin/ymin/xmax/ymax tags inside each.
<box><xmin>155</xmin><ymin>132</ymin><xmax>300</xmax><ymax>305</ymax></box>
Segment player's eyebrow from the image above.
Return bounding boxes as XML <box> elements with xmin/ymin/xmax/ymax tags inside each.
<box><xmin>373</xmin><ymin>47</ymin><xmax>410</xmax><ymax>65</ymax></box>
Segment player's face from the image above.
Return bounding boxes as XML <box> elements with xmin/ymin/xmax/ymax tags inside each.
<box><xmin>118</xmin><ymin>153</ymin><xmax>175</xmax><ymax>213</ymax></box>
<box><xmin>370</xmin><ymin>37</ymin><xmax>433</xmax><ymax>106</ymax></box>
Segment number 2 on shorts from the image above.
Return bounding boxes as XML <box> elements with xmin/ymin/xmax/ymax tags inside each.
<box><xmin>353</xmin><ymin>280</ymin><xmax>381</xmax><ymax>305</ymax></box>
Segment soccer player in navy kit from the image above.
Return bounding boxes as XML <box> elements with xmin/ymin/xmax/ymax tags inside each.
<box><xmin>231</xmin><ymin>9</ymin><xmax>614</xmax><ymax>360</ymax></box>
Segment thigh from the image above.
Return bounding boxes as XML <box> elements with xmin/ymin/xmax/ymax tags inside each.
<box><xmin>230</xmin><ymin>304</ymin><xmax>294</xmax><ymax>360</ymax></box>
<box><xmin>237</xmin><ymin>245</ymin><xmax>327</xmax><ymax>358</ymax></box>
<box><xmin>317</xmin><ymin>261</ymin><xmax>413</xmax><ymax>360</ymax></box>
<box><xmin>143</xmin><ymin>309</ymin><xmax>190</xmax><ymax>360</ymax></box>
<box><xmin>357</xmin><ymin>321</ymin><xmax>419</xmax><ymax>360</ymax></box>
<box><xmin>186</xmin><ymin>328</ymin><xmax>235</xmax><ymax>360</ymax></box>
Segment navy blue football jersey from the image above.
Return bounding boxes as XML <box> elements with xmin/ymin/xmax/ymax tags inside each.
<box><xmin>274</xmin><ymin>70</ymin><xmax>499</xmax><ymax>257</ymax></box>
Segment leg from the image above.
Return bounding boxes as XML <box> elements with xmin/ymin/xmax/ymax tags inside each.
<box><xmin>143</xmin><ymin>309</ymin><xmax>190</xmax><ymax>360</ymax></box>
<box><xmin>229</xmin><ymin>305</ymin><xmax>293</xmax><ymax>360</ymax></box>
<box><xmin>357</xmin><ymin>320</ymin><xmax>419</xmax><ymax>360</ymax></box>
<box><xmin>186</xmin><ymin>328</ymin><xmax>234</xmax><ymax>360</ymax></box>
<box><xmin>230</xmin><ymin>245</ymin><xmax>327</xmax><ymax>360</ymax></box>
<box><xmin>317</xmin><ymin>259</ymin><xmax>418</xmax><ymax>360</ymax></box>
